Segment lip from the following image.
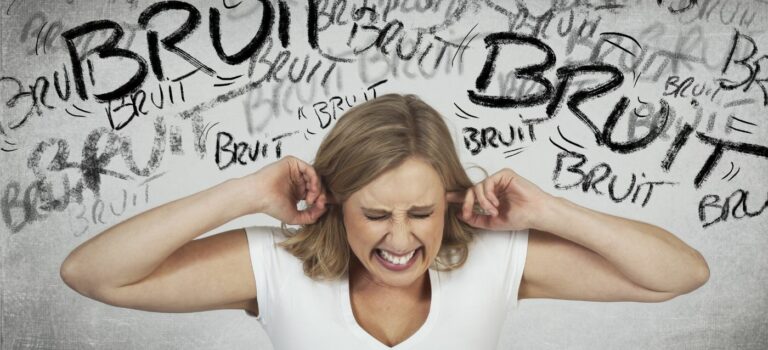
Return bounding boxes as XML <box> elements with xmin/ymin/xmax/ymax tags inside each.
<box><xmin>374</xmin><ymin>247</ymin><xmax>421</xmax><ymax>272</ymax></box>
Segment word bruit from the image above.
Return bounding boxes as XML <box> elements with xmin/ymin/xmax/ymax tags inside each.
<box><xmin>60</xmin><ymin>0</ymin><xmax>330</xmax><ymax>102</ymax></box>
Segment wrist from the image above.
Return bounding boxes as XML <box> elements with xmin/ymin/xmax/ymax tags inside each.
<box><xmin>225</xmin><ymin>176</ymin><xmax>267</xmax><ymax>217</ymax></box>
<box><xmin>529</xmin><ymin>195</ymin><xmax>571</xmax><ymax>233</ymax></box>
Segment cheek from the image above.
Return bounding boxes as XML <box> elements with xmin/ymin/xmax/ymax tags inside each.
<box><xmin>345</xmin><ymin>219</ymin><xmax>386</xmax><ymax>250</ymax></box>
<box><xmin>418</xmin><ymin>217</ymin><xmax>445</xmax><ymax>245</ymax></box>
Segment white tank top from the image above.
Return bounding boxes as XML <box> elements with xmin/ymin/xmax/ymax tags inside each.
<box><xmin>244</xmin><ymin>225</ymin><xmax>529</xmax><ymax>350</ymax></box>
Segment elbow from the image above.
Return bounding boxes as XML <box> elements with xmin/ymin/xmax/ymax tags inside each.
<box><xmin>60</xmin><ymin>257</ymin><xmax>85</xmax><ymax>294</ymax></box>
<box><xmin>668</xmin><ymin>250</ymin><xmax>711</xmax><ymax>299</ymax></box>
<box><xmin>60</xmin><ymin>256</ymin><xmax>101</xmax><ymax>299</ymax></box>
<box><xmin>60</xmin><ymin>257</ymin><xmax>135</xmax><ymax>309</ymax></box>
<box><xmin>689</xmin><ymin>250</ymin><xmax>711</xmax><ymax>291</ymax></box>
<box><xmin>647</xmin><ymin>251</ymin><xmax>710</xmax><ymax>303</ymax></box>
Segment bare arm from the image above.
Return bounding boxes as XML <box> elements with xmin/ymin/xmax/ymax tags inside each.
<box><xmin>60</xmin><ymin>156</ymin><xmax>328</xmax><ymax>313</ymax></box>
<box><xmin>448</xmin><ymin>168</ymin><xmax>709</xmax><ymax>302</ymax></box>
<box><xmin>59</xmin><ymin>177</ymin><xmax>256</xmax><ymax>311</ymax></box>
<box><xmin>519</xmin><ymin>197</ymin><xmax>709</xmax><ymax>302</ymax></box>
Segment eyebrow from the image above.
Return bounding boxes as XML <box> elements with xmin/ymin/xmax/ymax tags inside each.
<box><xmin>361</xmin><ymin>205</ymin><xmax>435</xmax><ymax>214</ymax></box>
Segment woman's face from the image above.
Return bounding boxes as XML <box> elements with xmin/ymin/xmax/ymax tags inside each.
<box><xmin>342</xmin><ymin>157</ymin><xmax>446</xmax><ymax>288</ymax></box>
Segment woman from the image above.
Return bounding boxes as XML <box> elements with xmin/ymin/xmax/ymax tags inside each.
<box><xmin>60</xmin><ymin>94</ymin><xmax>709</xmax><ymax>349</ymax></box>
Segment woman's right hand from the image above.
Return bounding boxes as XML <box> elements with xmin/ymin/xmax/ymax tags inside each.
<box><xmin>241</xmin><ymin>156</ymin><xmax>330</xmax><ymax>225</ymax></box>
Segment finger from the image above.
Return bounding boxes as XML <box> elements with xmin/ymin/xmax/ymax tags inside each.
<box><xmin>456</xmin><ymin>206</ymin><xmax>490</xmax><ymax>229</ymax></box>
<box><xmin>294</xmin><ymin>175</ymin><xmax>308</xmax><ymax>201</ymax></box>
<box><xmin>296</xmin><ymin>195</ymin><xmax>328</xmax><ymax>224</ymax></box>
<box><xmin>298</xmin><ymin>162</ymin><xmax>320</xmax><ymax>205</ymax></box>
<box><xmin>462</xmin><ymin>189</ymin><xmax>474</xmax><ymax>220</ymax></box>
<box><xmin>288</xmin><ymin>162</ymin><xmax>309</xmax><ymax>201</ymax></box>
<box><xmin>482</xmin><ymin>177</ymin><xmax>500</xmax><ymax>208</ymax></box>
<box><xmin>308</xmin><ymin>195</ymin><xmax>328</xmax><ymax>218</ymax></box>
<box><xmin>296</xmin><ymin>163</ymin><xmax>313</xmax><ymax>205</ymax></box>
<box><xmin>474</xmin><ymin>183</ymin><xmax>497</xmax><ymax>216</ymax></box>
<box><xmin>301</xmin><ymin>172</ymin><xmax>314</xmax><ymax>204</ymax></box>
<box><xmin>287</xmin><ymin>160</ymin><xmax>301</xmax><ymax>187</ymax></box>
<box><xmin>445</xmin><ymin>191</ymin><xmax>465</xmax><ymax>203</ymax></box>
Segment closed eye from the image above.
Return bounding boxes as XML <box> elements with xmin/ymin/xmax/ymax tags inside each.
<box><xmin>364</xmin><ymin>213</ymin><xmax>433</xmax><ymax>221</ymax></box>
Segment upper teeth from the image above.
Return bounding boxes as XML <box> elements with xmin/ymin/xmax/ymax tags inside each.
<box><xmin>378</xmin><ymin>249</ymin><xmax>416</xmax><ymax>265</ymax></box>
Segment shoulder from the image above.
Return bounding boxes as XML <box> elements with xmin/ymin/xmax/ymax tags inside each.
<box><xmin>242</xmin><ymin>225</ymin><xmax>303</xmax><ymax>270</ymax></box>
<box><xmin>243</xmin><ymin>225</ymin><xmax>295</xmax><ymax>237</ymax></box>
<box><xmin>438</xmin><ymin>228</ymin><xmax>530</xmax><ymax>304</ymax></box>
<box><xmin>470</xmin><ymin>229</ymin><xmax>529</xmax><ymax>276</ymax></box>
<box><xmin>242</xmin><ymin>225</ymin><xmax>297</xmax><ymax>247</ymax></box>
<box><xmin>469</xmin><ymin>228</ymin><xmax>528</xmax><ymax>251</ymax></box>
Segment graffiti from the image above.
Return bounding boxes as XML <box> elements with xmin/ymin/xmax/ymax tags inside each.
<box><xmin>1</xmin><ymin>115</ymin><xmax>206</xmax><ymax>234</ymax></box>
<box><xmin>553</xmin><ymin>151</ymin><xmax>678</xmax><ymax>207</ymax></box>
<box><xmin>699</xmin><ymin>188</ymin><xmax>768</xmax><ymax>228</ymax></box>
<box><xmin>56</xmin><ymin>0</ymin><xmax>354</xmax><ymax>103</ymax></box>
<box><xmin>718</xmin><ymin>30</ymin><xmax>768</xmax><ymax>106</ymax></box>
<box><xmin>297</xmin><ymin>79</ymin><xmax>387</xmax><ymax>132</ymax></box>
<box><xmin>469</xmin><ymin>32</ymin><xmax>670</xmax><ymax>153</ymax></box>
<box><xmin>663</xmin><ymin>75</ymin><xmax>717</xmax><ymax>99</ymax></box>
<box><xmin>346</xmin><ymin>4</ymin><xmax>470</xmax><ymax>71</ymax></box>
<box><xmin>656</xmin><ymin>0</ymin><xmax>698</xmax><ymax>14</ymax></box>
<box><xmin>3</xmin><ymin>1</ymin><xmax>768</xmax><ymax>349</ymax></box>
<box><xmin>69</xmin><ymin>180</ymin><xmax>154</xmax><ymax>237</ymax></box>
<box><xmin>18</xmin><ymin>11</ymin><xmax>140</xmax><ymax>56</ymax></box>
<box><xmin>659</xmin><ymin>123</ymin><xmax>768</xmax><ymax>187</ymax></box>
<box><xmin>215</xmin><ymin>130</ymin><xmax>298</xmax><ymax>170</ymax></box>
<box><xmin>103</xmin><ymin>81</ymin><xmax>187</xmax><ymax>130</ymax></box>
<box><xmin>462</xmin><ymin>122</ymin><xmax>539</xmax><ymax>156</ymax></box>
<box><xmin>678</xmin><ymin>0</ymin><xmax>758</xmax><ymax>28</ymax></box>
<box><xmin>1</xmin><ymin>65</ymin><xmax>77</xmax><ymax>133</ymax></box>
<box><xmin>0</xmin><ymin>0</ymin><xmax>766</xmax><ymax>249</ymax></box>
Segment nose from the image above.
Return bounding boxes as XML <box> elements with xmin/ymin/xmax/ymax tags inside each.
<box><xmin>385</xmin><ymin>216</ymin><xmax>417</xmax><ymax>252</ymax></box>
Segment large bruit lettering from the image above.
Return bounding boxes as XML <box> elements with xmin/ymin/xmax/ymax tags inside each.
<box><xmin>469</xmin><ymin>31</ymin><xmax>670</xmax><ymax>154</ymax></box>
<box><xmin>138</xmin><ymin>1</ymin><xmax>214</xmax><ymax>80</ymax></box>
<box><xmin>210</xmin><ymin>0</ymin><xmax>274</xmax><ymax>65</ymax></box>
<box><xmin>468</xmin><ymin>32</ymin><xmax>555</xmax><ymax>108</ymax></box>
<box><xmin>53</xmin><ymin>0</ymin><xmax>329</xmax><ymax>103</ymax></box>
<box><xmin>61</xmin><ymin>20</ymin><xmax>148</xmax><ymax>102</ymax></box>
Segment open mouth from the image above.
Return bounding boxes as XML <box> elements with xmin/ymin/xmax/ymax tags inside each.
<box><xmin>373</xmin><ymin>247</ymin><xmax>422</xmax><ymax>271</ymax></box>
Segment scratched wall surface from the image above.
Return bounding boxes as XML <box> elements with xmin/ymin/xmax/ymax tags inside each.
<box><xmin>1</xmin><ymin>0</ymin><xmax>767</xmax><ymax>349</ymax></box>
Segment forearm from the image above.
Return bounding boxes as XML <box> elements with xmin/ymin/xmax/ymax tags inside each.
<box><xmin>61</xmin><ymin>177</ymin><xmax>255</xmax><ymax>294</ymax></box>
<box><xmin>533</xmin><ymin>196</ymin><xmax>710</xmax><ymax>294</ymax></box>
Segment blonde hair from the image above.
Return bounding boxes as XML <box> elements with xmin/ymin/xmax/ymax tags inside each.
<box><xmin>278</xmin><ymin>94</ymin><xmax>476</xmax><ymax>280</ymax></box>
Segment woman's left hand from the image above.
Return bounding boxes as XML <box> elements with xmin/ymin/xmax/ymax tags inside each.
<box><xmin>446</xmin><ymin>168</ymin><xmax>554</xmax><ymax>231</ymax></box>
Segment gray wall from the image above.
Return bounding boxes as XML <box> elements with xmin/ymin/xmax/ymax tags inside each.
<box><xmin>1</xmin><ymin>0</ymin><xmax>767</xmax><ymax>349</ymax></box>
